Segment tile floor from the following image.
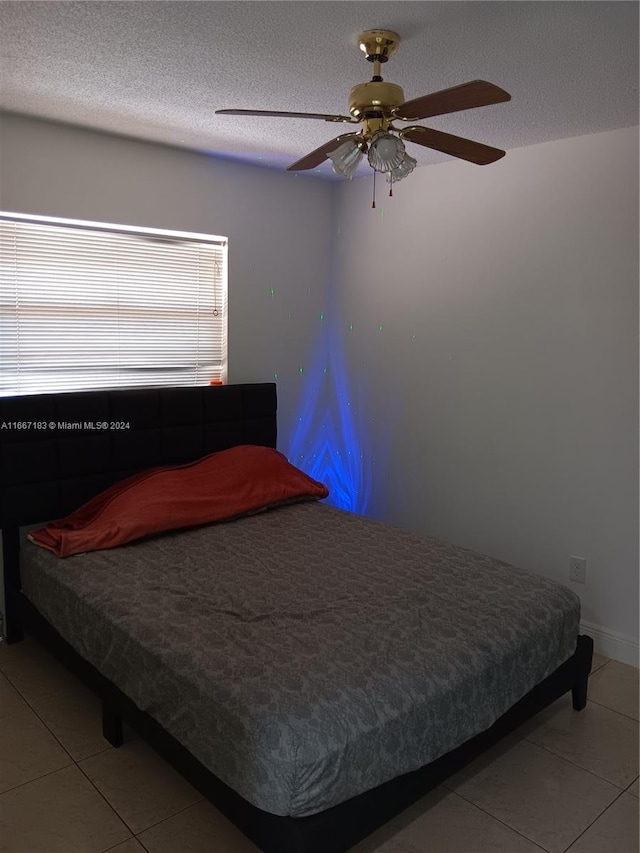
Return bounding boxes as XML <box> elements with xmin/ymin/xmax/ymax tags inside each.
<box><xmin>1</xmin><ymin>639</ymin><xmax>638</xmax><ymax>853</ymax></box>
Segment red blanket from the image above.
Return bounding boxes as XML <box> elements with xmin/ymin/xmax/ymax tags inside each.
<box><xmin>29</xmin><ymin>445</ymin><xmax>328</xmax><ymax>557</ymax></box>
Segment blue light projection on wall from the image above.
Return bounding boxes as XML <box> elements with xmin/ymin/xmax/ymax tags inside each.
<box><xmin>287</xmin><ymin>324</ymin><xmax>371</xmax><ymax>515</ymax></box>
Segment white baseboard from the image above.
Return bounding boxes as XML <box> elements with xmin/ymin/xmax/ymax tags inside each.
<box><xmin>580</xmin><ymin>619</ymin><xmax>639</xmax><ymax>667</ymax></box>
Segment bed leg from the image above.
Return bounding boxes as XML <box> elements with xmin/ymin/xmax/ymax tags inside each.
<box><xmin>3</xmin><ymin>588</ymin><xmax>23</xmax><ymax>643</ymax></box>
<box><xmin>5</xmin><ymin>616</ymin><xmax>24</xmax><ymax>644</ymax></box>
<box><xmin>572</xmin><ymin>677</ymin><xmax>588</xmax><ymax>711</ymax></box>
<box><xmin>102</xmin><ymin>701</ymin><xmax>123</xmax><ymax>747</ymax></box>
<box><xmin>571</xmin><ymin>634</ymin><xmax>594</xmax><ymax>711</ymax></box>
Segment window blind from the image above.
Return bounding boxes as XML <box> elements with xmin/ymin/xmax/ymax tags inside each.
<box><xmin>0</xmin><ymin>213</ymin><xmax>228</xmax><ymax>397</ymax></box>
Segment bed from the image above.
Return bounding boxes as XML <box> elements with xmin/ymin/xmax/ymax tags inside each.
<box><xmin>0</xmin><ymin>383</ymin><xmax>593</xmax><ymax>852</ymax></box>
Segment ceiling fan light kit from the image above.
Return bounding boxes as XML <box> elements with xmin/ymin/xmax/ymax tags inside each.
<box><xmin>216</xmin><ymin>29</ymin><xmax>511</xmax><ymax>203</ymax></box>
<box><xmin>367</xmin><ymin>131</ymin><xmax>406</xmax><ymax>173</ymax></box>
<box><xmin>387</xmin><ymin>152</ymin><xmax>417</xmax><ymax>184</ymax></box>
<box><xmin>328</xmin><ymin>139</ymin><xmax>366</xmax><ymax>179</ymax></box>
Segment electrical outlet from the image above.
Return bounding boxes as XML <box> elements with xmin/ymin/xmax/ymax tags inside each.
<box><xmin>569</xmin><ymin>556</ymin><xmax>587</xmax><ymax>584</ymax></box>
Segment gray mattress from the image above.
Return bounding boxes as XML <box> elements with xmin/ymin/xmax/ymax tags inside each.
<box><xmin>21</xmin><ymin>502</ymin><xmax>580</xmax><ymax>817</ymax></box>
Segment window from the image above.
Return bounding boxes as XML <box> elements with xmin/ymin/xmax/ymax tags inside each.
<box><xmin>0</xmin><ymin>212</ymin><xmax>228</xmax><ymax>397</ymax></box>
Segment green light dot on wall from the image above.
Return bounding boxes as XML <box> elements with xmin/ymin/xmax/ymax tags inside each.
<box><xmin>412</xmin><ymin>334</ymin><xmax>416</xmax><ymax>340</ymax></box>
<box><xmin>349</xmin><ymin>323</ymin><xmax>353</xmax><ymax>332</ymax></box>
<box><xmin>269</xmin><ymin>287</ymin><xmax>275</xmax><ymax>297</ymax></box>
<box><xmin>320</xmin><ymin>313</ymin><xmax>324</xmax><ymax>321</ymax></box>
<box><xmin>378</xmin><ymin>324</ymin><xmax>383</xmax><ymax>332</ymax></box>
<box><xmin>323</xmin><ymin>367</ymin><xmax>327</xmax><ymax>375</ymax></box>
<box><xmin>380</xmin><ymin>209</ymin><xmax>385</xmax><ymax>217</ymax></box>
<box><xmin>274</xmin><ymin>372</ymin><xmax>278</xmax><ymax>380</ymax></box>
<box><xmin>299</xmin><ymin>366</ymin><xmax>304</xmax><ymax>375</ymax></box>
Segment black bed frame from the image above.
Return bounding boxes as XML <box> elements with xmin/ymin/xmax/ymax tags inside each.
<box><xmin>0</xmin><ymin>383</ymin><xmax>593</xmax><ymax>853</ymax></box>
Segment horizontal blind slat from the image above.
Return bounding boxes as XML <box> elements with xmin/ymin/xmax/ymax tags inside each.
<box><xmin>0</xmin><ymin>215</ymin><xmax>228</xmax><ymax>397</ymax></box>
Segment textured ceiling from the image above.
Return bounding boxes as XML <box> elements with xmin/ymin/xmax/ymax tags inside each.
<box><xmin>1</xmin><ymin>1</ymin><xmax>638</xmax><ymax>179</ymax></box>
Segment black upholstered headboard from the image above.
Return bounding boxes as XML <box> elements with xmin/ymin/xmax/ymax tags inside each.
<box><xmin>0</xmin><ymin>383</ymin><xmax>276</xmax><ymax>526</ymax></box>
<box><xmin>0</xmin><ymin>383</ymin><xmax>277</xmax><ymax>638</ymax></box>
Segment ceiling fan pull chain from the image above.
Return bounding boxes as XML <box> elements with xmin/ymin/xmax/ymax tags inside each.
<box><xmin>388</xmin><ymin>173</ymin><xmax>393</xmax><ymax>197</ymax></box>
<box><xmin>372</xmin><ymin>169</ymin><xmax>376</xmax><ymax>209</ymax></box>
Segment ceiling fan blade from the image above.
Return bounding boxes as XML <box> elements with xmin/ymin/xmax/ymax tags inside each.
<box><xmin>287</xmin><ymin>134</ymin><xmax>360</xmax><ymax>171</ymax></box>
<box><xmin>394</xmin><ymin>80</ymin><xmax>511</xmax><ymax>121</ymax></box>
<box><xmin>400</xmin><ymin>126</ymin><xmax>506</xmax><ymax>165</ymax></box>
<box><xmin>216</xmin><ymin>109</ymin><xmax>357</xmax><ymax>123</ymax></box>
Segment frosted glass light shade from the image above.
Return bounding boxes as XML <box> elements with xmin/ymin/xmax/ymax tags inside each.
<box><xmin>386</xmin><ymin>152</ymin><xmax>417</xmax><ymax>183</ymax></box>
<box><xmin>328</xmin><ymin>140</ymin><xmax>365</xmax><ymax>179</ymax></box>
<box><xmin>367</xmin><ymin>131</ymin><xmax>406</xmax><ymax>173</ymax></box>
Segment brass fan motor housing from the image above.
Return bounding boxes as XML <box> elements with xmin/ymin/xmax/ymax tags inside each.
<box><xmin>348</xmin><ymin>81</ymin><xmax>406</xmax><ymax>119</ymax></box>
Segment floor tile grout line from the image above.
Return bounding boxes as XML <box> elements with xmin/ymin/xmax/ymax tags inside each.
<box><xmin>0</xmin><ymin>759</ymin><xmax>76</xmax><ymax>797</ymax></box>
<box><xmin>522</xmin><ymin>736</ymin><xmax>637</xmax><ymax>791</ymax></box>
<box><xmin>131</xmin><ymin>796</ymin><xmax>207</xmax><ymax>838</ymax></box>
<box><xmin>523</xmin><ymin>688</ymin><xmax>638</xmax><ymax>731</ymax></box>
<box><xmin>99</xmin><ymin>836</ymin><xmax>137</xmax><ymax>853</ymax></box>
<box><xmin>447</xmin><ymin>730</ymin><xmax>631</xmax><ymax>804</ymax></box>
<box><xmin>2</xmin><ymin>696</ymin><xmax>92</xmax><ymax>763</ymax></box>
<box><xmin>80</xmin><ymin>743</ymin><xmax>116</xmax><ymax>760</ymax></box>
<box><xmin>99</xmin><ymin>834</ymin><xmax>153</xmax><ymax>853</ymax></box>
<box><xmin>0</xmin><ymin>654</ymin><xmax>117</xmax><ymax>762</ymax></box>
<box><xmin>559</xmin><ymin>787</ymin><xmax>629</xmax><ymax>853</ymax></box>
<box><xmin>0</xmin><ymin>667</ymin><xmax>93</xmax><ymax>763</ymax></box>
<box><xmin>592</xmin><ymin>659</ymin><xmax>638</xmax><ymax>672</ymax></box>
<box><xmin>441</xmin><ymin>787</ymin><xmax>550</xmax><ymax>852</ymax></box>
<box><xmin>75</xmin><ymin>752</ymin><xmax>205</xmax><ymax>841</ymax></box>
<box><xmin>75</xmin><ymin>759</ymin><xmax>139</xmax><ymax>838</ymax></box>
<box><xmin>587</xmin><ymin>697</ymin><xmax>639</xmax><ymax>723</ymax></box>
<box><xmin>443</xmin><ymin>736</ymin><xmax>629</xmax><ymax>853</ymax></box>
<box><xmin>2</xmin><ymin>751</ymin><xmax>193</xmax><ymax>853</ymax></box>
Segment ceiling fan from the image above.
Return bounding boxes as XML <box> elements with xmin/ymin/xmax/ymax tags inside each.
<box><xmin>216</xmin><ymin>30</ymin><xmax>511</xmax><ymax>184</ymax></box>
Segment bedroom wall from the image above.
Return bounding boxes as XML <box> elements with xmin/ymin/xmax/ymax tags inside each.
<box><xmin>0</xmin><ymin>112</ymin><xmax>335</xmax><ymax>450</ymax></box>
<box><xmin>330</xmin><ymin>126</ymin><xmax>639</xmax><ymax>664</ymax></box>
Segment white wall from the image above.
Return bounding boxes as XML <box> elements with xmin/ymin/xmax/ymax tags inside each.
<box><xmin>332</xmin><ymin>126</ymin><xmax>639</xmax><ymax>663</ymax></box>
<box><xmin>0</xmin><ymin>113</ymin><xmax>335</xmax><ymax>452</ymax></box>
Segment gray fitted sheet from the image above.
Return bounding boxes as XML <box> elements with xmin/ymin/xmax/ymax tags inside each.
<box><xmin>21</xmin><ymin>502</ymin><xmax>580</xmax><ymax>817</ymax></box>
